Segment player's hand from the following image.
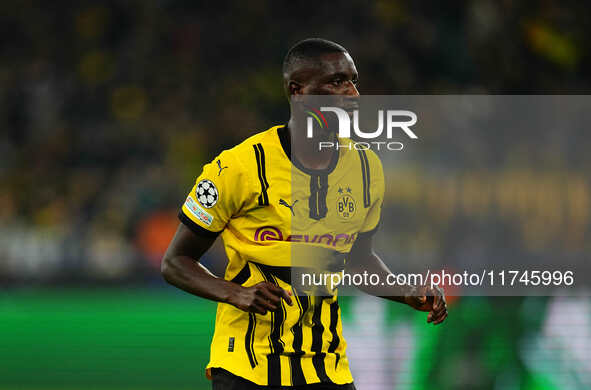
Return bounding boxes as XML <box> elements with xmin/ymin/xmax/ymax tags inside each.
<box><xmin>405</xmin><ymin>285</ymin><xmax>448</xmax><ymax>325</ymax></box>
<box><xmin>228</xmin><ymin>281</ymin><xmax>293</xmax><ymax>315</ymax></box>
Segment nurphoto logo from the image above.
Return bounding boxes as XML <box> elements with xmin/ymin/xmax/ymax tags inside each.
<box><xmin>306</xmin><ymin>107</ymin><xmax>418</xmax><ymax>151</ymax></box>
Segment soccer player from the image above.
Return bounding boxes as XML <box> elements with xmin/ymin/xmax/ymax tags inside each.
<box><xmin>161</xmin><ymin>38</ymin><xmax>447</xmax><ymax>390</ymax></box>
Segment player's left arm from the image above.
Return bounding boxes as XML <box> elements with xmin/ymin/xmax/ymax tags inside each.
<box><xmin>347</xmin><ymin>232</ymin><xmax>448</xmax><ymax>325</ymax></box>
<box><xmin>346</xmin><ymin>151</ymin><xmax>447</xmax><ymax>325</ymax></box>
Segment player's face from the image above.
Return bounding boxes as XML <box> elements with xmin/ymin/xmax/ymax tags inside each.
<box><xmin>298</xmin><ymin>52</ymin><xmax>360</xmax><ymax>97</ymax></box>
<box><xmin>289</xmin><ymin>52</ymin><xmax>359</xmax><ymax>137</ymax></box>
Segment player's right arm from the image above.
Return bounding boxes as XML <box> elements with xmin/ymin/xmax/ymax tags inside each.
<box><xmin>161</xmin><ymin>224</ymin><xmax>291</xmax><ymax>314</ymax></box>
<box><xmin>161</xmin><ymin>149</ymin><xmax>291</xmax><ymax>314</ymax></box>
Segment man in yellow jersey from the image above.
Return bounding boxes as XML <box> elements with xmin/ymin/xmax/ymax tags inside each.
<box><xmin>161</xmin><ymin>38</ymin><xmax>447</xmax><ymax>390</ymax></box>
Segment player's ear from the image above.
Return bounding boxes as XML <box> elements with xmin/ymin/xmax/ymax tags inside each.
<box><xmin>288</xmin><ymin>80</ymin><xmax>303</xmax><ymax>96</ymax></box>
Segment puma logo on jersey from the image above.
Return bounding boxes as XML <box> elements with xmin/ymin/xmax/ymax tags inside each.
<box><xmin>279</xmin><ymin>199</ymin><xmax>298</xmax><ymax>215</ymax></box>
<box><xmin>217</xmin><ymin>160</ymin><xmax>228</xmax><ymax>176</ymax></box>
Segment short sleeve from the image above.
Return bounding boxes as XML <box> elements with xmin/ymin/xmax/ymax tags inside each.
<box><xmin>359</xmin><ymin>152</ymin><xmax>385</xmax><ymax>235</ymax></box>
<box><xmin>179</xmin><ymin>149</ymin><xmax>249</xmax><ymax>237</ymax></box>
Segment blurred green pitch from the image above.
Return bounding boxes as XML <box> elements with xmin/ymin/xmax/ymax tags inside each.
<box><xmin>0</xmin><ymin>288</ymin><xmax>217</xmax><ymax>390</ymax></box>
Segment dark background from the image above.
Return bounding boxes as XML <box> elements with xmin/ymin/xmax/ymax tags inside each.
<box><xmin>1</xmin><ymin>1</ymin><xmax>590</xmax><ymax>389</ymax></box>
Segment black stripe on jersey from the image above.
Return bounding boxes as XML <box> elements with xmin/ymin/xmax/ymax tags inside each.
<box><xmin>357</xmin><ymin>149</ymin><xmax>371</xmax><ymax>208</ymax></box>
<box><xmin>253</xmin><ymin>144</ymin><xmax>270</xmax><ymax>206</ymax></box>
<box><xmin>256</xmin><ymin>144</ymin><xmax>270</xmax><ymax>197</ymax></box>
<box><xmin>254</xmin><ymin>263</ymin><xmax>284</xmax><ymax>386</ymax></box>
<box><xmin>327</xmin><ymin>301</ymin><xmax>341</xmax><ymax>369</ymax></box>
<box><xmin>309</xmin><ymin>174</ymin><xmax>328</xmax><ymax>220</ymax></box>
<box><xmin>178</xmin><ymin>210</ymin><xmax>221</xmax><ymax>238</ymax></box>
<box><xmin>245</xmin><ymin>312</ymin><xmax>258</xmax><ymax>368</ymax></box>
<box><xmin>255</xmin><ymin>263</ymin><xmax>291</xmax><ymax>285</ymax></box>
<box><xmin>230</xmin><ymin>263</ymin><xmax>251</xmax><ymax>285</ymax></box>
<box><xmin>289</xmin><ymin>292</ymin><xmax>309</xmax><ymax>386</ymax></box>
<box><xmin>310</xmin><ymin>297</ymin><xmax>331</xmax><ymax>383</ymax></box>
<box><xmin>266</xmin><ymin>354</ymin><xmax>281</xmax><ymax>387</ymax></box>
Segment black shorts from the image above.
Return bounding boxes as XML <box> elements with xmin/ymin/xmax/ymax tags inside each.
<box><xmin>211</xmin><ymin>368</ymin><xmax>357</xmax><ymax>390</ymax></box>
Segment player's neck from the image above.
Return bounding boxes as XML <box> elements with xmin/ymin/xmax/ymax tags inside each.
<box><xmin>287</xmin><ymin>117</ymin><xmax>336</xmax><ymax>171</ymax></box>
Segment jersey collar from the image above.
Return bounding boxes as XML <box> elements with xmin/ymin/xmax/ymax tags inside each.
<box><xmin>277</xmin><ymin>125</ymin><xmax>340</xmax><ymax>176</ymax></box>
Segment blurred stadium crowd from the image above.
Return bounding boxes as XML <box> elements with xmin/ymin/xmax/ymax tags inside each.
<box><xmin>1</xmin><ymin>1</ymin><xmax>590</xmax><ymax>283</ymax></box>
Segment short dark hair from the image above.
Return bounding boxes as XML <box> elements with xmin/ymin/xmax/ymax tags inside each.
<box><xmin>282</xmin><ymin>38</ymin><xmax>347</xmax><ymax>78</ymax></box>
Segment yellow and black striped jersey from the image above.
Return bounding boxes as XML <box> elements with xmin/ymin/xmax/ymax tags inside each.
<box><xmin>179</xmin><ymin>125</ymin><xmax>384</xmax><ymax>386</ymax></box>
